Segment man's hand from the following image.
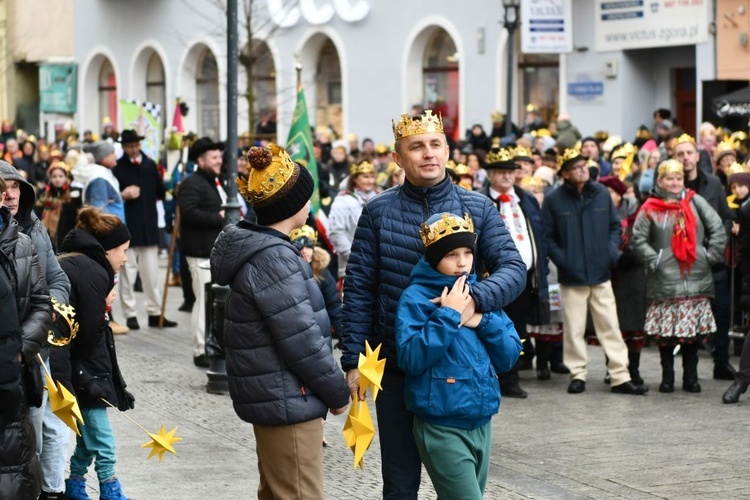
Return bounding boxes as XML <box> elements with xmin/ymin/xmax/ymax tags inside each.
<box><xmin>346</xmin><ymin>369</ymin><xmax>365</xmax><ymax>401</ymax></box>
<box><xmin>121</xmin><ymin>185</ymin><xmax>141</xmax><ymax>200</ymax></box>
<box><xmin>440</xmin><ymin>275</ymin><xmax>471</xmax><ymax>314</ymax></box>
<box><xmin>459</xmin><ymin>296</ymin><xmax>477</xmax><ymax>327</ymax></box>
<box><xmin>330</xmin><ymin>404</ymin><xmax>348</xmax><ymax>416</ymax></box>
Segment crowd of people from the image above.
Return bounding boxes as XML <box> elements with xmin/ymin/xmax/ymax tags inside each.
<box><xmin>3</xmin><ymin>103</ymin><xmax>750</xmax><ymax>499</ymax></box>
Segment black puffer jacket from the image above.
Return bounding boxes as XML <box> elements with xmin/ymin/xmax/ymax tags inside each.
<box><xmin>0</xmin><ymin>206</ymin><xmax>46</xmax><ymax>500</ymax></box>
<box><xmin>54</xmin><ymin>229</ymin><xmax>132</xmax><ymax>411</ymax></box>
<box><xmin>211</xmin><ymin>222</ymin><xmax>350</xmax><ymax>426</ymax></box>
<box><xmin>177</xmin><ymin>168</ymin><xmax>225</xmax><ymax>258</ymax></box>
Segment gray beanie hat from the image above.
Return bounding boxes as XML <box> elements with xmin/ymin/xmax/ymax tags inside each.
<box><xmin>87</xmin><ymin>141</ymin><xmax>115</xmax><ymax>164</ymax></box>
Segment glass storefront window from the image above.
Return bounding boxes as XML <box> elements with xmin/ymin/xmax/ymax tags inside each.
<box><xmin>519</xmin><ymin>53</ymin><xmax>559</xmax><ymax>130</ymax></box>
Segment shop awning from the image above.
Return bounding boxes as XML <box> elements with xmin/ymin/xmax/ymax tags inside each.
<box><xmin>714</xmin><ymin>86</ymin><xmax>750</xmax><ymax>117</ymax></box>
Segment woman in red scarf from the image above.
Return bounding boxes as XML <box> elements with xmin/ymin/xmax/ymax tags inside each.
<box><xmin>34</xmin><ymin>161</ymin><xmax>81</xmax><ymax>250</ymax></box>
<box><xmin>631</xmin><ymin>159</ymin><xmax>726</xmax><ymax>394</ymax></box>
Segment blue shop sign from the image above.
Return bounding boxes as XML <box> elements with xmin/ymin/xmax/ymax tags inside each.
<box><xmin>567</xmin><ymin>81</ymin><xmax>604</xmax><ymax>97</ymax></box>
<box><xmin>40</xmin><ymin>64</ymin><xmax>78</xmax><ymax>114</ymax></box>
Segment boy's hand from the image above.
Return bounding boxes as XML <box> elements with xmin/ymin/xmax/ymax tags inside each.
<box><xmin>440</xmin><ymin>275</ymin><xmax>471</xmax><ymax>314</ymax></box>
<box><xmin>462</xmin><ymin>311</ymin><xmax>483</xmax><ymax>329</ymax></box>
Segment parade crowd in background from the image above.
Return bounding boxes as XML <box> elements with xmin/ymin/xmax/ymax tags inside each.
<box><xmin>4</xmin><ymin>103</ymin><xmax>750</xmax><ymax>499</ymax></box>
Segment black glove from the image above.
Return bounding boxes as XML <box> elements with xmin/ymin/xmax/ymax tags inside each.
<box><xmin>122</xmin><ymin>390</ymin><xmax>135</xmax><ymax>411</ymax></box>
<box><xmin>83</xmin><ymin>378</ymin><xmax>107</xmax><ymax>403</ymax></box>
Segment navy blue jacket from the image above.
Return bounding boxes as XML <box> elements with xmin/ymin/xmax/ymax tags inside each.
<box><xmin>542</xmin><ymin>180</ymin><xmax>620</xmax><ymax>286</ymax></box>
<box><xmin>341</xmin><ymin>175</ymin><xmax>526</xmax><ymax>373</ymax></box>
<box><xmin>396</xmin><ymin>259</ymin><xmax>521</xmax><ymax>429</ymax></box>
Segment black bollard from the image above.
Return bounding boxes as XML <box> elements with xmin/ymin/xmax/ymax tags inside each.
<box><xmin>205</xmin><ymin>282</ymin><xmax>229</xmax><ymax>394</ymax></box>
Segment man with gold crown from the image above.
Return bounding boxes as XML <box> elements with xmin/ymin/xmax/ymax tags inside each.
<box><xmin>211</xmin><ymin>144</ymin><xmax>349</xmax><ymax>499</ymax></box>
<box><xmin>673</xmin><ymin>133</ymin><xmax>737</xmax><ymax>380</ymax></box>
<box><xmin>340</xmin><ymin>110</ymin><xmax>526</xmax><ymax>497</ymax></box>
<box><xmin>542</xmin><ymin>148</ymin><xmax>649</xmax><ymax>396</ymax></box>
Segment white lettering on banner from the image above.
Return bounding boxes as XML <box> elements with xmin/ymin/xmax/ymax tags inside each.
<box><xmin>595</xmin><ymin>0</ymin><xmax>708</xmax><ymax>51</ymax></box>
<box><xmin>268</xmin><ymin>0</ymin><xmax>369</xmax><ymax>28</ymax></box>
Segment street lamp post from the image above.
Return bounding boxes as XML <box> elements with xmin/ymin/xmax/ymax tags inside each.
<box><xmin>503</xmin><ymin>0</ymin><xmax>520</xmax><ymax>138</ymax></box>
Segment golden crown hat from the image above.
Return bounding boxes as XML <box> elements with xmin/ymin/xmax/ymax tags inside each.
<box><xmin>714</xmin><ymin>140</ymin><xmax>737</xmax><ymax>160</ymax></box>
<box><xmin>512</xmin><ymin>145</ymin><xmax>533</xmax><ymax>160</ymax></box>
<box><xmin>602</xmin><ymin>135</ymin><xmax>623</xmax><ymax>152</ymax></box>
<box><xmin>48</xmin><ymin>298</ymin><xmax>79</xmax><ymax>347</ymax></box>
<box><xmin>392</xmin><ymin>110</ymin><xmax>444</xmax><ymax>141</ymax></box>
<box><xmin>587</xmin><ymin>158</ymin><xmax>600</xmax><ymax>170</ymax></box>
<box><xmin>732</xmin><ymin>131</ymin><xmax>748</xmax><ymax>142</ymax></box>
<box><xmin>386</xmin><ymin>161</ymin><xmax>401</xmax><ymax>175</ymax></box>
<box><xmin>561</xmin><ymin>148</ymin><xmax>585</xmax><ymax>169</ymax></box>
<box><xmin>672</xmin><ymin>133</ymin><xmax>696</xmax><ymax>146</ymax></box>
<box><xmin>727</xmin><ymin>162</ymin><xmax>749</xmax><ymax>176</ymax></box>
<box><xmin>636</xmin><ymin>128</ymin><xmax>652</xmax><ymax>140</ymax></box>
<box><xmin>531</xmin><ymin>128</ymin><xmax>551</xmax><ymax>138</ymax></box>
<box><xmin>594</xmin><ymin>130</ymin><xmax>609</xmax><ymax>141</ymax></box>
<box><xmin>289</xmin><ymin>225</ymin><xmax>318</xmax><ymax>245</ymax></box>
<box><xmin>485</xmin><ymin>147</ymin><xmax>517</xmax><ymax>166</ymax></box>
<box><xmin>519</xmin><ymin>175</ymin><xmax>544</xmax><ymax>191</ymax></box>
<box><xmin>610</xmin><ymin>142</ymin><xmax>635</xmax><ymax>161</ymax></box>
<box><xmin>453</xmin><ymin>163</ymin><xmax>472</xmax><ymax>176</ymax></box>
<box><xmin>349</xmin><ymin>161</ymin><xmax>376</xmax><ymax>176</ymax></box>
<box><xmin>420</xmin><ymin>213</ymin><xmax>475</xmax><ymax>248</ymax></box>
<box><xmin>48</xmin><ymin>160</ymin><xmax>70</xmax><ymax>175</ymax></box>
<box><xmin>374</xmin><ymin>143</ymin><xmax>390</xmax><ymax>155</ymax></box>
<box><xmin>238</xmin><ymin>143</ymin><xmax>297</xmax><ymax>206</ymax></box>
<box><xmin>657</xmin><ymin>159</ymin><xmax>684</xmax><ymax>178</ymax></box>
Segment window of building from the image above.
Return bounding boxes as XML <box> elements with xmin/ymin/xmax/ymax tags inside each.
<box><xmin>518</xmin><ymin>53</ymin><xmax>559</xmax><ymax>131</ymax></box>
<box><xmin>196</xmin><ymin>50</ymin><xmax>220</xmax><ymax>140</ymax></box>
<box><xmin>315</xmin><ymin>39</ymin><xmax>342</xmax><ymax>136</ymax></box>
<box><xmin>98</xmin><ymin>58</ymin><xmax>117</xmax><ymax>129</ymax></box>
<box><xmin>423</xmin><ymin>29</ymin><xmax>459</xmax><ymax>140</ymax></box>
<box><xmin>146</xmin><ymin>52</ymin><xmax>166</xmax><ymax>132</ymax></box>
<box><xmin>243</xmin><ymin>40</ymin><xmax>276</xmax><ymax>139</ymax></box>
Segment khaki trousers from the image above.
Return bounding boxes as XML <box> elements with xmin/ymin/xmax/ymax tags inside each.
<box><xmin>119</xmin><ymin>245</ymin><xmax>161</xmax><ymax>318</ymax></box>
<box><xmin>253</xmin><ymin>418</ymin><xmax>324</xmax><ymax>500</ymax></box>
<box><xmin>561</xmin><ymin>281</ymin><xmax>630</xmax><ymax>385</ymax></box>
<box><xmin>185</xmin><ymin>256</ymin><xmax>211</xmax><ymax>357</ymax></box>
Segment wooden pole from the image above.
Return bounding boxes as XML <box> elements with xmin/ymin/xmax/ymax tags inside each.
<box><xmin>159</xmin><ymin>207</ymin><xmax>180</xmax><ymax>328</ymax></box>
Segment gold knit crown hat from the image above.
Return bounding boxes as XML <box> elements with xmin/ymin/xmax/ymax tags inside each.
<box><xmin>238</xmin><ymin>143</ymin><xmax>297</xmax><ymax>206</ymax></box>
<box><xmin>289</xmin><ymin>225</ymin><xmax>318</xmax><ymax>244</ymax></box>
<box><xmin>349</xmin><ymin>160</ymin><xmax>376</xmax><ymax>176</ymax></box>
<box><xmin>392</xmin><ymin>110</ymin><xmax>444</xmax><ymax>141</ymax></box>
<box><xmin>420</xmin><ymin>213</ymin><xmax>475</xmax><ymax>248</ymax></box>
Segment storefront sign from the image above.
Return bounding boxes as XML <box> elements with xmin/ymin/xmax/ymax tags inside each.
<box><xmin>39</xmin><ymin>64</ymin><xmax>77</xmax><ymax>114</ymax></box>
<box><xmin>521</xmin><ymin>0</ymin><xmax>572</xmax><ymax>53</ymax></box>
<box><xmin>595</xmin><ymin>0</ymin><xmax>708</xmax><ymax>51</ymax></box>
<box><xmin>567</xmin><ymin>74</ymin><xmax>605</xmax><ymax>105</ymax></box>
<box><xmin>268</xmin><ymin>0</ymin><xmax>369</xmax><ymax>28</ymax></box>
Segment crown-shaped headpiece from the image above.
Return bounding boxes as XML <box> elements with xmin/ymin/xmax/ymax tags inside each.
<box><xmin>561</xmin><ymin>148</ymin><xmax>583</xmax><ymax>164</ymax></box>
<box><xmin>727</xmin><ymin>162</ymin><xmax>748</xmax><ymax>176</ymax></box>
<box><xmin>392</xmin><ymin>110</ymin><xmax>444</xmax><ymax>141</ymax></box>
<box><xmin>611</xmin><ymin>142</ymin><xmax>635</xmax><ymax>161</ymax></box>
<box><xmin>349</xmin><ymin>161</ymin><xmax>376</xmax><ymax>176</ymax></box>
<box><xmin>486</xmin><ymin>147</ymin><xmax>514</xmax><ymax>164</ymax></box>
<box><xmin>238</xmin><ymin>143</ymin><xmax>297</xmax><ymax>206</ymax></box>
<box><xmin>48</xmin><ymin>297</ymin><xmax>79</xmax><ymax>347</ymax></box>
<box><xmin>657</xmin><ymin>159</ymin><xmax>683</xmax><ymax>178</ymax></box>
<box><xmin>512</xmin><ymin>145</ymin><xmax>533</xmax><ymax>159</ymax></box>
<box><xmin>420</xmin><ymin>213</ymin><xmax>474</xmax><ymax>248</ymax></box>
<box><xmin>289</xmin><ymin>225</ymin><xmax>318</xmax><ymax>245</ymax></box>
<box><xmin>715</xmin><ymin>140</ymin><xmax>737</xmax><ymax>158</ymax></box>
<box><xmin>673</xmin><ymin>133</ymin><xmax>696</xmax><ymax>146</ymax></box>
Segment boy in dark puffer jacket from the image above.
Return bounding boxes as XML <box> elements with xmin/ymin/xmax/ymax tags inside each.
<box><xmin>396</xmin><ymin>212</ymin><xmax>522</xmax><ymax>499</ymax></box>
<box><xmin>211</xmin><ymin>144</ymin><xmax>349</xmax><ymax>499</ymax></box>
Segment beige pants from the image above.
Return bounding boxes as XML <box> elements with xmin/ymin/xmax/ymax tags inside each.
<box><xmin>185</xmin><ymin>256</ymin><xmax>211</xmax><ymax>357</ymax></box>
<box><xmin>119</xmin><ymin>245</ymin><xmax>161</xmax><ymax>318</ymax></box>
<box><xmin>561</xmin><ymin>281</ymin><xmax>630</xmax><ymax>386</ymax></box>
<box><xmin>253</xmin><ymin>418</ymin><xmax>324</xmax><ymax>500</ymax></box>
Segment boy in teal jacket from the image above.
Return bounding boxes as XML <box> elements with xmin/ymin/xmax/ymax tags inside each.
<box><xmin>396</xmin><ymin>212</ymin><xmax>522</xmax><ymax>498</ymax></box>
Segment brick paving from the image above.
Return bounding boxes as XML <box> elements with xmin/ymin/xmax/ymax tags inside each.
<box><xmin>67</xmin><ymin>271</ymin><xmax>750</xmax><ymax>499</ymax></box>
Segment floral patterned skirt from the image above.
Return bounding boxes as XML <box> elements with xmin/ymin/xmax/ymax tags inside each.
<box><xmin>527</xmin><ymin>322</ymin><xmax>563</xmax><ymax>342</ymax></box>
<box><xmin>644</xmin><ymin>297</ymin><xmax>715</xmax><ymax>345</ymax></box>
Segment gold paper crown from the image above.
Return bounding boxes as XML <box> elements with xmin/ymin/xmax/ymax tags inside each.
<box><xmin>289</xmin><ymin>225</ymin><xmax>318</xmax><ymax>245</ymax></box>
<box><xmin>238</xmin><ymin>143</ymin><xmax>297</xmax><ymax>206</ymax></box>
<box><xmin>420</xmin><ymin>213</ymin><xmax>474</xmax><ymax>248</ymax></box>
<box><xmin>349</xmin><ymin>161</ymin><xmax>376</xmax><ymax>176</ymax></box>
<box><xmin>594</xmin><ymin>130</ymin><xmax>609</xmax><ymax>141</ymax></box>
<box><xmin>561</xmin><ymin>148</ymin><xmax>583</xmax><ymax>165</ymax></box>
<box><xmin>727</xmin><ymin>162</ymin><xmax>748</xmax><ymax>176</ymax></box>
<box><xmin>48</xmin><ymin>297</ymin><xmax>79</xmax><ymax>347</ymax></box>
<box><xmin>486</xmin><ymin>147</ymin><xmax>515</xmax><ymax>164</ymax></box>
<box><xmin>714</xmin><ymin>140</ymin><xmax>736</xmax><ymax>159</ymax></box>
<box><xmin>48</xmin><ymin>160</ymin><xmax>70</xmax><ymax>174</ymax></box>
<box><xmin>636</xmin><ymin>128</ymin><xmax>652</xmax><ymax>140</ymax></box>
<box><xmin>732</xmin><ymin>131</ymin><xmax>748</xmax><ymax>142</ymax></box>
<box><xmin>657</xmin><ymin>159</ymin><xmax>684</xmax><ymax>178</ymax></box>
<box><xmin>519</xmin><ymin>176</ymin><xmax>544</xmax><ymax>190</ymax></box>
<box><xmin>531</xmin><ymin>128</ymin><xmax>551</xmax><ymax>138</ymax></box>
<box><xmin>453</xmin><ymin>163</ymin><xmax>472</xmax><ymax>176</ymax></box>
<box><xmin>673</xmin><ymin>133</ymin><xmax>696</xmax><ymax>146</ymax></box>
<box><xmin>512</xmin><ymin>145</ymin><xmax>533</xmax><ymax>159</ymax></box>
<box><xmin>392</xmin><ymin>110</ymin><xmax>444</xmax><ymax>141</ymax></box>
<box><xmin>374</xmin><ymin>143</ymin><xmax>390</xmax><ymax>154</ymax></box>
<box><xmin>611</xmin><ymin>143</ymin><xmax>635</xmax><ymax>161</ymax></box>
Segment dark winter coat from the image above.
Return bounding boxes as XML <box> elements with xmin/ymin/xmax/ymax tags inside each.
<box><xmin>210</xmin><ymin>222</ymin><xmax>350</xmax><ymax>426</ymax></box>
<box><xmin>113</xmin><ymin>153</ymin><xmax>165</xmax><ymax>247</ymax></box>
<box><xmin>0</xmin><ymin>206</ymin><xmax>48</xmax><ymax>500</ymax></box>
<box><xmin>318</xmin><ymin>268</ymin><xmax>342</xmax><ymax>337</ymax></box>
<box><xmin>34</xmin><ymin>184</ymin><xmax>82</xmax><ymax>251</ymax></box>
<box><xmin>542</xmin><ymin>180</ymin><xmax>621</xmax><ymax>286</ymax></box>
<box><xmin>555</xmin><ymin>119</ymin><xmax>582</xmax><ymax>150</ymax></box>
<box><xmin>54</xmin><ymin>229</ymin><xmax>132</xmax><ymax>410</ymax></box>
<box><xmin>611</xmin><ymin>198</ymin><xmax>647</xmax><ymax>331</ymax></box>
<box><xmin>340</xmin><ymin>174</ymin><xmax>526</xmax><ymax>374</ymax></box>
<box><xmin>178</xmin><ymin>168</ymin><xmax>225</xmax><ymax>258</ymax></box>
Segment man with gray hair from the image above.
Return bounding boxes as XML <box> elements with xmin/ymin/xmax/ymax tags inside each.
<box><xmin>82</xmin><ymin>141</ymin><xmax>125</xmax><ymax>220</ymax></box>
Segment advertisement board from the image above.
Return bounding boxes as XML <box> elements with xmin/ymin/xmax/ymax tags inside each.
<box><xmin>522</xmin><ymin>0</ymin><xmax>572</xmax><ymax>53</ymax></box>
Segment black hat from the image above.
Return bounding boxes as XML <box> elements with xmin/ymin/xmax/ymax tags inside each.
<box><xmin>118</xmin><ymin>129</ymin><xmax>145</xmax><ymax>144</ymax></box>
<box><xmin>484</xmin><ymin>147</ymin><xmax>519</xmax><ymax>170</ymax></box>
<box><xmin>420</xmin><ymin>213</ymin><xmax>476</xmax><ymax>270</ymax></box>
<box><xmin>189</xmin><ymin>137</ymin><xmax>226</xmax><ymax>162</ymax></box>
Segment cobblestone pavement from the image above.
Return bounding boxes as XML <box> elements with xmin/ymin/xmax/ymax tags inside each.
<box><xmin>69</xmin><ymin>274</ymin><xmax>750</xmax><ymax>500</ymax></box>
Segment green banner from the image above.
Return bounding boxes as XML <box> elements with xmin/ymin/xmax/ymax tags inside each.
<box><xmin>39</xmin><ymin>64</ymin><xmax>77</xmax><ymax>114</ymax></box>
<box><xmin>119</xmin><ymin>100</ymin><xmax>162</xmax><ymax>161</ymax></box>
<box><xmin>285</xmin><ymin>89</ymin><xmax>320</xmax><ymax>214</ymax></box>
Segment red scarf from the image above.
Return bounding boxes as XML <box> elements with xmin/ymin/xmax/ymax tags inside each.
<box><xmin>640</xmin><ymin>190</ymin><xmax>697</xmax><ymax>277</ymax></box>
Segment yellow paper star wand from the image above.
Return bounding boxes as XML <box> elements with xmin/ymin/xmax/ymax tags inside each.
<box><xmin>358</xmin><ymin>341</ymin><xmax>385</xmax><ymax>401</ymax></box>
<box><xmin>342</xmin><ymin>399</ymin><xmax>376</xmax><ymax>470</ymax></box>
<box><xmin>141</xmin><ymin>425</ymin><xmax>183</xmax><ymax>463</ymax></box>
<box><xmin>39</xmin><ymin>354</ymin><xmax>84</xmax><ymax>435</ymax></box>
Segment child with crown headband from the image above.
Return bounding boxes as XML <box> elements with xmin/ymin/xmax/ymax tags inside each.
<box><xmin>395</xmin><ymin>212</ymin><xmax>522</xmax><ymax>498</ymax></box>
<box><xmin>211</xmin><ymin>144</ymin><xmax>349</xmax><ymax>498</ymax></box>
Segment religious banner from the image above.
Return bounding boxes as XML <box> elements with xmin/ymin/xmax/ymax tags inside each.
<box><xmin>120</xmin><ymin>99</ymin><xmax>162</xmax><ymax>161</ymax></box>
<box><xmin>595</xmin><ymin>0</ymin><xmax>709</xmax><ymax>52</ymax></box>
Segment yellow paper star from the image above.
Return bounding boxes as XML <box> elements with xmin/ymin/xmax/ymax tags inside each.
<box><xmin>46</xmin><ymin>374</ymin><xmax>84</xmax><ymax>436</ymax></box>
<box><xmin>358</xmin><ymin>341</ymin><xmax>385</xmax><ymax>401</ymax></box>
<box><xmin>343</xmin><ymin>400</ymin><xmax>375</xmax><ymax>470</ymax></box>
<box><xmin>142</xmin><ymin>425</ymin><xmax>182</xmax><ymax>462</ymax></box>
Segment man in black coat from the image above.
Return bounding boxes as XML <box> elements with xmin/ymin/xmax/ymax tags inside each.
<box><xmin>113</xmin><ymin>130</ymin><xmax>176</xmax><ymax>330</ymax></box>
<box><xmin>177</xmin><ymin>137</ymin><xmax>226</xmax><ymax>367</ymax></box>
<box><xmin>673</xmin><ymin>133</ymin><xmax>736</xmax><ymax>380</ymax></box>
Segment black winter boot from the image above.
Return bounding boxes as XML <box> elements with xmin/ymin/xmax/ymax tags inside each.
<box><xmin>659</xmin><ymin>346</ymin><xmax>675</xmax><ymax>393</ymax></box>
<box><xmin>682</xmin><ymin>343</ymin><xmax>701</xmax><ymax>393</ymax></box>
<box><xmin>628</xmin><ymin>349</ymin><xmax>644</xmax><ymax>386</ymax></box>
<box><xmin>536</xmin><ymin>340</ymin><xmax>551</xmax><ymax>380</ymax></box>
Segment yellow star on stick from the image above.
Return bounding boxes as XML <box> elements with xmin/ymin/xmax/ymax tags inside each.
<box><xmin>141</xmin><ymin>425</ymin><xmax>182</xmax><ymax>463</ymax></box>
<box><xmin>45</xmin><ymin>374</ymin><xmax>84</xmax><ymax>436</ymax></box>
<box><xmin>343</xmin><ymin>399</ymin><xmax>376</xmax><ymax>470</ymax></box>
<box><xmin>358</xmin><ymin>341</ymin><xmax>385</xmax><ymax>401</ymax></box>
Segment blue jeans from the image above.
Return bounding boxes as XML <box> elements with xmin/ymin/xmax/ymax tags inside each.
<box><xmin>70</xmin><ymin>407</ymin><xmax>117</xmax><ymax>482</ymax></box>
<box><xmin>40</xmin><ymin>396</ymin><xmax>71</xmax><ymax>492</ymax></box>
<box><xmin>375</xmin><ymin>372</ymin><xmax>421</xmax><ymax>499</ymax></box>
